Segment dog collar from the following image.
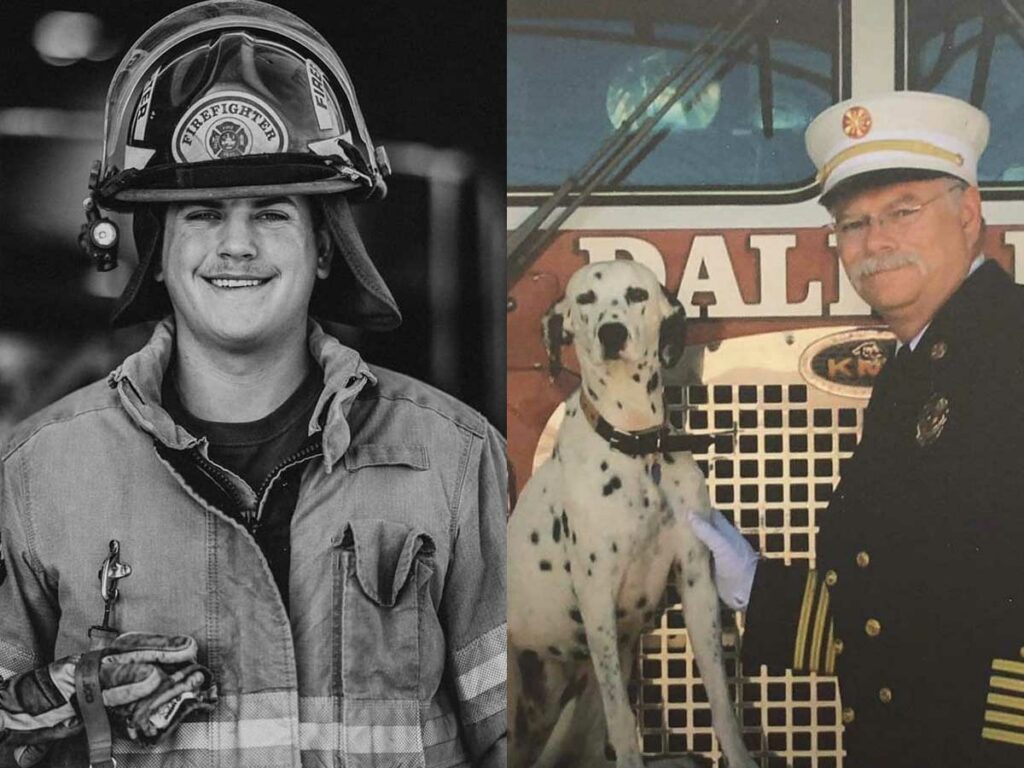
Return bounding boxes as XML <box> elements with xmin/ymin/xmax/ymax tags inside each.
<box><xmin>578</xmin><ymin>391</ymin><xmax>716</xmax><ymax>457</ymax></box>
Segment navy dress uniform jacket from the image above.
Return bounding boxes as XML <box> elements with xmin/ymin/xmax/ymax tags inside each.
<box><xmin>742</xmin><ymin>260</ymin><xmax>1024</xmax><ymax>767</ymax></box>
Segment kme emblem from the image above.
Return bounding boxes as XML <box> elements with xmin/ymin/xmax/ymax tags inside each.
<box><xmin>916</xmin><ymin>394</ymin><xmax>950</xmax><ymax>447</ymax></box>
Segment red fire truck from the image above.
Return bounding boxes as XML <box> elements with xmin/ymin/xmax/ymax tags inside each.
<box><xmin>507</xmin><ymin>1</ymin><xmax>1024</xmax><ymax>765</ymax></box>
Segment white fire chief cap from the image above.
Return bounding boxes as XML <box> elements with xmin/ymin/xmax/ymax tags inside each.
<box><xmin>806</xmin><ymin>90</ymin><xmax>990</xmax><ymax>199</ymax></box>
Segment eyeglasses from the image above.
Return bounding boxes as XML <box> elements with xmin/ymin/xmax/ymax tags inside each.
<box><xmin>830</xmin><ymin>184</ymin><xmax>963</xmax><ymax>246</ymax></box>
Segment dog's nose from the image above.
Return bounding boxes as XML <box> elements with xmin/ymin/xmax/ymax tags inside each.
<box><xmin>598</xmin><ymin>322</ymin><xmax>628</xmax><ymax>358</ymax></box>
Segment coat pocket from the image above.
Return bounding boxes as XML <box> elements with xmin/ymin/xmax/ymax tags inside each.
<box><xmin>334</xmin><ymin>519</ymin><xmax>435</xmax><ymax>699</ymax></box>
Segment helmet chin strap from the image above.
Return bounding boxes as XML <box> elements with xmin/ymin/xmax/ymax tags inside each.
<box><xmin>79</xmin><ymin>160</ymin><xmax>121</xmax><ymax>271</ymax></box>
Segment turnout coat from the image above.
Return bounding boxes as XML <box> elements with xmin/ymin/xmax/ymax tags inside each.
<box><xmin>743</xmin><ymin>260</ymin><xmax>1024</xmax><ymax>767</ymax></box>
<box><xmin>0</xmin><ymin>319</ymin><xmax>507</xmax><ymax>768</ymax></box>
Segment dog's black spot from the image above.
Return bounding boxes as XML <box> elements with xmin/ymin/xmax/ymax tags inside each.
<box><xmin>590</xmin><ymin>552</ymin><xmax>597</xmax><ymax>563</ymax></box>
<box><xmin>625</xmin><ymin>286</ymin><xmax>649</xmax><ymax>304</ymax></box>
<box><xmin>572</xmin><ymin>531</ymin><xmax>577</xmax><ymax>544</ymax></box>
<box><xmin>552</xmin><ymin>445</ymin><xmax>559</xmax><ymax>459</ymax></box>
<box><xmin>638</xmin><ymin>361</ymin><xmax>646</xmax><ymax>369</ymax></box>
<box><xmin>595</xmin><ymin>271</ymin><xmax>603</xmax><ymax>280</ymax></box>
<box><xmin>616</xmin><ymin>401</ymin><xmax>623</xmax><ymax>410</ymax></box>
<box><xmin>647</xmin><ymin>372</ymin><xmax>660</xmax><ymax>393</ymax></box>
<box><xmin>598</xmin><ymin>377</ymin><xmax>606</xmax><ymax>386</ymax></box>
<box><xmin>605</xmin><ymin>742</ymin><xmax>618</xmax><ymax>761</ymax></box>
<box><xmin>636</xmin><ymin>596</ymin><xmax>648</xmax><ymax>609</ymax></box>
<box><xmin>561</xmin><ymin>510</ymin><xmax>569</xmax><ymax>536</ymax></box>
<box><xmin>632</xmin><ymin>373</ymin><xmax>641</xmax><ymax>382</ymax></box>
<box><xmin>602</xmin><ymin>476</ymin><xmax>622</xmax><ymax>496</ymax></box>
<box><xmin>616</xmin><ymin>608</ymin><xmax>626</xmax><ymax>618</ymax></box>
<box><xmin>539</xmin><ymin>560</ymin><xmax>552</xmax><ymax>571</ymax></box>
<box><xmin>575</xmin><ymin>290</ymin><xmax>596</xmax><ymax>305</ymax></box>
<box><xmin>651</xmin><ymin>403</ymin><xmax>657</xmax><ymax>414</ymax></box>
<box><xmin>587</xmin><ymin>568</ymin><xmax>592</xmax><ymax>577</ymax></box>
<box><xmin>571</xmin><ymin>648</ymin><xmax>590</xmax><ymax>660</ymax></box>
<box><xmin>557</xmin><ymin>675</ymin><xmax>589</xmax><ymax>712</ymax></box>
<box><xmin>514</xmin><ymin>707</ymin><xmax>530</xmax><ymax>742</ymax></box>
<box><xmin>564</xmin><ymin>560</ymin><xmax>571</xmax><ymax>573</ymax></box>
<box><xmin>575</xmin><ymin>629</ymin><xmax>587</xmax><ymax>645</ymax></box>
<box><xmin>530</xmin><ymin>531</ymin><xmax>539</xmax><ymax>544</ymax></box>
<box><xmin>559</xmin><ymin>672</ymin><xmax>588</xmax><ymax>707</ymax></box>
<box><xmin>611</xmin><ymin>299</ymin><xmax>619</xmax><ymax>306</ymax></box>
<box><xmin>518</xmin><ymin>650</ymin><xmax>546</xmax><ymax>704</ymax></box>
<box><xmin>548</xmin><ymin>645</ymin><xmax>562</xmax><ymax>656</ymax></box>
<box><xmin>687</xmin><ymin>576</ymin><xmax>696</xmax><ymax>587</ymax></box>
<box><xmin>569</xmin><ymin>608</ymin><xmax>583</xmax><ymax>623</ymax></box>
<box><xmin>611</xmin><ymin>541</ymin><xmax>618</xmax><ymax>553</ymax></box>
<box><xmin>643</xmin><ymin>609</ymin><xmax>656</xmax><ymax>623</ymax></box>
<box><xmin>642</xmin><ymin>496</ymin><xmax>650</xmax><ymax>508</ymax></box>
<box><xmin>598</xmin><ymin>311</ymin><xmax>605</xmax><ymax>323</ymax></box>
<box><xmin>552</xmin><ymin>518</ymin><xmax>561</xmax><ymax>543</ymax></box>
<box><xmin>549</xmin><ymin>504</ymin><xmax>557</xmax><ymax>517</ymax></box>
<box><xmin>642</xmin><ymin>307</ymin><xmax>646</xmax><ymax>315</ymax></box>
<box><xmin>586</xmin><ymin>385</ymin><xmax>598</xmax><ymax>401</ymax></box>
<box><xmin>600</xmin><ymin>460</ymin><xmax>608</xmax><ymax>471</ymax></box>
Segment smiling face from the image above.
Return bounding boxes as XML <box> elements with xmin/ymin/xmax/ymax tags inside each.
<box><xmin>831</xmin><ymin>177</ymin><xmax>982</xmax><ymax>339</ymax></box>
<box><xmin>158</xmin><ymin>195</ymin><xmax>329</xmax><ymax>353</ymax></box>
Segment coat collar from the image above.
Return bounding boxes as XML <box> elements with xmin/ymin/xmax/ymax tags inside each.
<box><xmin>108</xmin><ymin>317</ymin><xmax>376</xmax><ymax>469</ymax></box>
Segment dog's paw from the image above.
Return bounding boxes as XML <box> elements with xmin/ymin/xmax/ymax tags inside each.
<box><xmin>723</xmin><ymin>756</ymin><xmax>759</xmax><ymax>768</ymax></box>
<box><xmin>643</xmin><ymin>756</ymin><xmax>707</xmax><ymax>768</ymax></box>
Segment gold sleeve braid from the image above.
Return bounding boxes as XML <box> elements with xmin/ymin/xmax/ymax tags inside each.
<box><xmin>792</xmin><ymin>569</ymin><xmax>836</xmax><ymax>674</ymax></box>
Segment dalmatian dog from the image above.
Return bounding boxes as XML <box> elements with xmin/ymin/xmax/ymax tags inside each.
<box><xmin>509</xmin><ymin>260</ymin><xmax>756</xmax><ymax>768</ymax></box>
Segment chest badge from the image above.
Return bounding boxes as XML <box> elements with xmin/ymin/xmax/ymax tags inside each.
<box><xmin>915</xmin><ymin>394</ymin><xmax>950</xmax><ymax>447</ymax></box>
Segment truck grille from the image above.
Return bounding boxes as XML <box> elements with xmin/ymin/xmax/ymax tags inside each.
<box><xmin>635</xmin><ymin>380</ymin><xmax>863</xmax><ymax>767</ymax></box>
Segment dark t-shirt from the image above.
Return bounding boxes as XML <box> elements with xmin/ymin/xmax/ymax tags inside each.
<box><xmin>161</xmin><ymin>364</ymin><xmax>323</xmax><ymax>609</ymax></box>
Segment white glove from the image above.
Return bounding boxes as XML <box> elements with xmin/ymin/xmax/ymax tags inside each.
<box><xmin>687</xmin><ymin>509</ymin><xmax>759</xmax><ymax>610</ymax></box>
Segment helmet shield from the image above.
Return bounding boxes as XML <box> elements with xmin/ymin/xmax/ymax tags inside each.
<box><xmin>97</xmin><ymin>0</ymin><xmax>388</xmax><ymax>207</ymax></box>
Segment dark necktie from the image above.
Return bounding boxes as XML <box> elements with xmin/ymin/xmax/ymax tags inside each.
<box><xmin>894</xmin><ymin>343</ymin><xmax>912</xmax><ymax>370</ymax></box>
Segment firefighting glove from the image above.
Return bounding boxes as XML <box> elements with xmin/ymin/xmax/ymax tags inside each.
<box><xmin>0</xmin><ymin>632</ymin><xmax>215</xmax><ymax>764</ymax></box>
<box><xmin>687</xmin><ymin>509</ymin><xmax>760</xmax><ymax>610</ymax></box>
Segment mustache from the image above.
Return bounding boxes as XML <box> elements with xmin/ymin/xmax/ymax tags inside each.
<box><xmin>848</xmin><ymin>252</ymin><xmax>923</xmax><ymax>282</ymax></box>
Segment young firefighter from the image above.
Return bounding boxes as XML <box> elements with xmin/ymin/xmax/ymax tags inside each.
<box><xmin>0</xmin><ymin>3</ymin><xmax>506</xmax><ymax>766</ymax></box>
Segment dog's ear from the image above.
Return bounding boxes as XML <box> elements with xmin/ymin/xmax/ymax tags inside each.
<box><xmin>658</xmin><ymin>285</ymin><xmax>687</xmax><ymax>369</ymax></box>
<box><xmin>542</xmin><ymin>297</ymin><xmax>573</xmax><ymax>378</ymax></box>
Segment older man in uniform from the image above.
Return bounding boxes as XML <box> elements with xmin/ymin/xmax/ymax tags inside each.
<box><xmin>690</xmin><ymin>90</ymin><xmax>1024</xmax><ymax>766</ymax></box>
<box><xmin>0</xmin><ymin>2</ymin><xmax>506</xmax><ymax>767</ymax></box>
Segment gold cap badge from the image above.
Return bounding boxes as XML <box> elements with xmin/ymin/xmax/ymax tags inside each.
<box><xmin>842</xmin><ymin>106</ymin><xmax>872</xmax><ymax>139</ymax></box>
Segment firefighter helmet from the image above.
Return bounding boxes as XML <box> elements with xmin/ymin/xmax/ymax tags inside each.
<box><xmin>95</xmin><ymin>0</ymin><xmax>388</xmax><ymax>205</ymax></box>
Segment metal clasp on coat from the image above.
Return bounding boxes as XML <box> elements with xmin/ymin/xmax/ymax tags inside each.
<box><xmin>90</xmin><ymin>540</ymin><xmax>132</xmax><ymax>645</ymax></box>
